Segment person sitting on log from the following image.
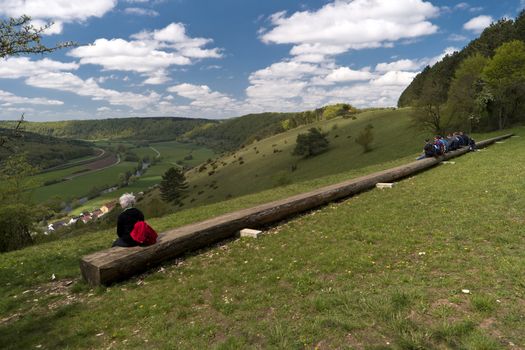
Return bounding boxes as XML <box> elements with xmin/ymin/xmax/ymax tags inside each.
<box><xmin>113</xmin><ymin>193</ymin><xmax>158</xmax><ymax>247</ymax></box>
<box><xmin>433</xmin><ymin>136</ymin><xmax>445</xmax><ymax>156</ymax></box>
<box><xmin>446</xmin><ymin>133</ymin><xmax>460</xmax><ymax>151</ymax></box>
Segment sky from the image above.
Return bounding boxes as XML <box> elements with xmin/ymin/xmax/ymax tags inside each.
<box><xmin>0</xmin><ymin>0</ymin><xmax>524</xmax><ymax>121</ymax></box>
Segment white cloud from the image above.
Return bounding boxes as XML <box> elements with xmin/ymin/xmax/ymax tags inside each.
<box><xmin>0</xmin><ymin>90</ymin><xmax>63</xmax><ymax>106</ymax></box>
<box><xmin>69</xmin><ymin>23</ymin><xmax>222</xmax><ymax>84</ymax></box>
<box><xmin>30</xmin><ymin>19</ymin><xmax>64</xmax><ymax>35</ymax></box>
<box><xmin>325</xmin><ymin>67</ymin><xmax>373</xmax><ymax>82</ymax></box>
<box><xmin>0</xmin><ymin>0</ymin><xmax>117</xmax><ymax>34</ymax></box>
<box><xmin>0</xmin><ymin>57</ymin><xmax>79</xmax><ymax>79</ymax></box>
<box><xmin>371</xmin><ymin>71</ymin><xmax>417</xmax><ymax>86</ymax></box>
<box><xmin>243</xmin><ymin>44</ymin><xmax>459</xmax><ymax>113</ymax></box>
<box><xmin>124</xmin><ymin>7</ymin><xmax>159</xmax><ymax>16</ymax></box>
<box><xmin>25</xmin><ymin>72</ymin><xmax>160</xmax><ymax>109</ymax></box>
<box><xmin>261</xmin><ymin>0</ymin><xmax>439</xmax><ymax>58</ymax></box>
<box><xmin>97</xmin><ymin>106</ymin><xmax>111</xmax><ymax>112</ymax></box>
<box><xmin>463</xmin><ymin>15</ymin><xmax>493</xmax><ymax>33</ymax></box>
<box><xmin>375</xmin><ymin>59</ymin><xmax>423</xmax><ymax>73</ymax></box>
<box><xmin>167</xmin><ymin>83</ymin><xmax>236</xmax><ymax>109</ymax></box>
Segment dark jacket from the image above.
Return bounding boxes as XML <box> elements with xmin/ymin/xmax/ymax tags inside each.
<box><xmin>113</xmin><ymin>207</ymin><xmax>144</xmax><ymax>247</ymax></box>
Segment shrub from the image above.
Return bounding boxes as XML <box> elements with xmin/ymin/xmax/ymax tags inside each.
<box><xmin>355</xmin><ymin>124</ymin><xmax>374</xmax><ymax>153</ymax></box>
<box><xmin>293</xmin><ymin>127</ymin><xmax>330</xmax><ymax>158</ymax></box>
<box><xmin>0</xmin><ymin>204</ymin><xmax>33</xmax><ymax>252</ymax></box>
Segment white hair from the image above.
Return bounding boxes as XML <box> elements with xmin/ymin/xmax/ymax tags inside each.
<box><xmin>119</xmin><ymin>193</ymin><xmax>136</xmax><ymax>209</ymax></box>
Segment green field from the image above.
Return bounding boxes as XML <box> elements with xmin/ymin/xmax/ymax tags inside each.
<box><xmin>0</xmin><ymin>125</ymin><xmax>521</xmax><ymax>349</ymax></box>
<box><xmin>31</xmin><ymin>160</ymin><xmax>138</xmax><ymax>202</ymax></box>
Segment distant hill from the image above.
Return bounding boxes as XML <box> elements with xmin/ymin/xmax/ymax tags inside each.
<box><xmin>0</xmin><ymin>117</ymin><xmax>215</xmax><ymax>142</ymax></box>
<box><xmin>183</xmin><ymin>104</ymin><xmax>358</xmax><ymax>151</ymax></box>
<box><xmin>0</xmin><ymin>128</ymin><xmax>94</xmax><ymax>169</ymax></box>
<box><xmin>398</xmin><ymin>11</ymin><xmax>525</xmax><ymax>108</ymax></box>
<box><xmin>1</xmin><ymin>104</ymin><xmax>358</xmax><ymax>153</ymax></box>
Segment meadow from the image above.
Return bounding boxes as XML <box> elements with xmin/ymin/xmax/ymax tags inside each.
<box><xmin>0</xmin><ymin>126</ymin><xmax>521</xmax><ymax>349</ymax></box>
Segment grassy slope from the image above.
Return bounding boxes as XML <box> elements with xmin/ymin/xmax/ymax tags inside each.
<box><xmin>0</xmin><ymin>126</ymin><xmax>523</xmax><ymax>349</ymax></box>
<box><xmin>166</xmin><ymin>108</ymin><xmax>428</xmax><ymax>209</ymax></box>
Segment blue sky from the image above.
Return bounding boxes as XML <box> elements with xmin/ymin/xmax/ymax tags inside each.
<box><xmin>0</xmin><ymin>0</ymin><xmax>523</xmax><ymax>121</ymax></box>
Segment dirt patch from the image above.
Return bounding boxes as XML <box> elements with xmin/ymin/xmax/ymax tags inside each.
<box><xmin>85</xmin><ymin>153</ymin><xmax>118</xmax><ymax>171</ymax></box>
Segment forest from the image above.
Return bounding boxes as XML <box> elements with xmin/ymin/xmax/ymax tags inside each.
<box><xmin>399</xmin><ymin>10</ymin><xmax>525</xmax><ymax>133</ymax></box>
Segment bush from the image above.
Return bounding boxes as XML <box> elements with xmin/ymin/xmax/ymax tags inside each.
<box><xmin>355</xmin><ymin>124</ymin><xmax>374</xmax><ymax>153</ymax></box>
<box><xmin>0</xmin><ymin>204</ymin><xmax>33</xmax><ymax>252</ymax></box>
<box><xmin>293</xmin><ymin>128</ymin><xmax>330</xmax><ymax>158</ymax></box>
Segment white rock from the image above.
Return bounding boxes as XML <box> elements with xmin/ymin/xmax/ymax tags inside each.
<box><xmin>461</xmin><ymin>289</ymin><xmax>470</xmax><ymax>294</ymax></box>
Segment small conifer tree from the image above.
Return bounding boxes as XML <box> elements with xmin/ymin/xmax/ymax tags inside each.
<box><xmin>160</xmin><ymin>167</ymin><xmax>188</xmax><ymax>204</ymax></box>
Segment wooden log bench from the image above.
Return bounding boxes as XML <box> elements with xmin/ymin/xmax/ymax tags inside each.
<box><xmin>80</xmin><ymin>133</ymin><xmax>513</xmax><ymax>286</ymax></box>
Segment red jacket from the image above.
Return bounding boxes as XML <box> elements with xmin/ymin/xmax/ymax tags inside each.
<box><xmin>130</xmin><ymin>221</ymin><xmax>158</xmax><ymax>246</ymax></box>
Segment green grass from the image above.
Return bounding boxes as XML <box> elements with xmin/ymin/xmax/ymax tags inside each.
<box><xmin>31</xmin><ymin>161</ymin><xmax>138</xmax><ymax>202</ymax></box>
<box><xmin>0</xmin><ymin>127</ymin><xmax>523</xmax><ymax>349</ymax></box>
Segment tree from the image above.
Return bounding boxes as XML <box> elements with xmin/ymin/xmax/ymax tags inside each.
<box><xmin>411</xmin><ymin>67</ymin><xmax>451</xmax><ymax>133</ymax></box>
<box><xmin>0</xmin><ymin>15</ymin><xmax>75</xmax><ymax>58</ymax></box>
<box><xmin>292</xmin><ymin>128</ymin><xmax>330</xmax><ymax>158</ymax></box>
<box><xmin>0</xmin><ymin>16</ymin><xmax>74</xmax><ymax>251</ymax></box>
<box><xmin>482</xmin><ymin>40</ymin><xmax>525</xmax><ymax>130</ymax></box>
<box><xmin>355</xmin><ymin>124</ymin><xmax>374</xmax><ymax>153</ymax></box>
<box><xmin>0</xmin><ymin>153</ymin><xmax>38</xmax><ymax>252</ymax></box>
<box><xmin>160</xmin><ymin>167</ymin><xmax>188</xmax><ymax>204</ymax></box>
<box><xmin>444</xmin><ymin>53</ymin><xmax>488</xmax><ymax>131</ymax></box>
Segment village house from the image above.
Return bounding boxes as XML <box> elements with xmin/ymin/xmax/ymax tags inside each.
<box><xmin>100</xmin><ymin>201</ymin><xmax>117</xmax><ymax>214</ymax></box>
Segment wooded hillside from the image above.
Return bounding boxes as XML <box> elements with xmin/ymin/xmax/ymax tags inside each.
<box><xmin>0</xmin><ymin>128</ymin><xmax>93</xmax><ymax>169</ymax></box>
<box><xmin>0</xmin><ymin>117</ymin><xmax>215</xmax><ymax>142</ymax></box>
<box><xmin>398</xmin><ymin>11</ymin><xmax>525</xmax><ymax>133</ymax></box>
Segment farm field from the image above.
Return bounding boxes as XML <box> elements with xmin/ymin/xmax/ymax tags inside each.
<box><xmin>31</xmin><ymin>160</ymin><xmax>137</xmax><ymax>203</ymax></box>
<box><xmin>0</xmin><ymin>127</ymin><xmax>522</xmax><ymax>349</ymax></box>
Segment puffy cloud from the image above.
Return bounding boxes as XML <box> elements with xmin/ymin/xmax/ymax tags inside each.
<box><xmin>69</xmin><ymin>23</ymin><xmax>222</xmax><ymax>84</ymax></box>
<box><xmin>375</xmin><ymin>47</ymin><xmax>458</xmax><ymax>73</ymax></box>
<box><xmin>375</xmin><ymin>59</ymin><xmax>423</xmax><ymax>73</ymax></box>
<box><xmin>371</xmin><ymin>71</ymin><xmax>418</xmax><ymax>86</ymax></box>
<box><xmin>123</xmin><ymin>7</ymin><xmax>159</xmax><ymax>16</ymax></box>
<box><xmin>0</xmin><ymin>0</ymin><xmax>117</xmax><ymax>34</ymax></box>
<box><xmin>325</xmin><ymin>67</ymin><xmax>373</xmax><ymax>82</ymax></box>
<box><xmin>244</xmin><ymin>44</ymin><xmax>458</xmax><ymax>112</ymax></box>
<box><xmin>463</xmin><ymin>15</ymin><xmax>493</xmax><ymax>33</ymax></box>
<box><xmin>167</xmin><ymin>83</ymin><xmax>236</xmax><ymax>109</ymax></box>
<box><xmin>261</xmin><ymin>0</ymin><xmax>439</xmax><ymax>57</ymax></box>
<box><xmin>25</xmin><ymin>72</ymin><xmax>161</xmax><ymax>109</ymax></box>
<box><xmin>0</xmin><ymin>90</ymin><xmax>63</xmax><ymax>106</ymax></box>
<box><xmin>29</xmin><ymin>19</ymin><xmax>64</xmax><ymax>35</ymax></box>
<box><xmin>0</xmin><ymin>57</ymin><xmax>79</xmax><ymax>79</ymax></box>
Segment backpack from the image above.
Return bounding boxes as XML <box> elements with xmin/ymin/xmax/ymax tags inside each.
<box><xmin>424</xmin><ymin>143</ymin><xmax>435</xmax><ymax>156</ymax></box>
<box><xmin>130</xmin><ymin>221</ymin><xmax>158</xmax><ymax>246</ymax></box>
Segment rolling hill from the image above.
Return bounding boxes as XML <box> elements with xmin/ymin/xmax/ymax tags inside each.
<box><xmin>142</xmin><ymin>108</ymin><xmax>430</xmax><ymax>214</ymax></box>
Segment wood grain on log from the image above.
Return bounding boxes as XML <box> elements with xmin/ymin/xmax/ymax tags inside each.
<box><xmin>80</xmin><ymin>134</ymin><xmax>513</xmax><ymax>286</ymax></box>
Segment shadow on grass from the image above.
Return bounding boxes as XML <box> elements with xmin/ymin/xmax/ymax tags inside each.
<box><xmin>0</xmin><ymin>303</ymin><xmax>95</xmax><ymax>349</ymax></box>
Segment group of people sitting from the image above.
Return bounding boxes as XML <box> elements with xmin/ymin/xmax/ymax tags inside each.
<box><xmin>417</xmin><ymin>132</ymin><xmax>476</xmax><ymax>160</ymax></box>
